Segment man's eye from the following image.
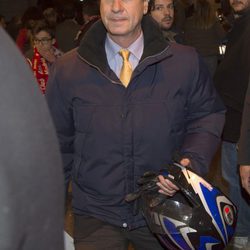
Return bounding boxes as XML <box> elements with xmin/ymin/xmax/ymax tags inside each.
<box><xmin>155</xmin><ymin>6</ymin><xmax>164</xmax><ymax>11</ymax></box>
<box><xmin>42</xmin><ymin>38</ymin><xmax>51</xmax><ymax>42</ymax></box>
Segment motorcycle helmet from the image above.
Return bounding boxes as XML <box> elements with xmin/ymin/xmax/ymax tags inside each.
<box><xmin>127</xmin><ymin>163</ymin><xmax>237</xmax><ymax>250</ymax></box>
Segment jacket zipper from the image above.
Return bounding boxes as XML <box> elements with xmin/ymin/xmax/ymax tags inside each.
<box><xmin>77</xmin><ymin>44</ymin><xmax>170</xmax><ymax>84</ymax></box>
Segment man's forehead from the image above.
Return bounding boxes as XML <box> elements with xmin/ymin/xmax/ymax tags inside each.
<box><xmin>154</xmin><ymin>0</ymin><xmax>174</xmax><ymax>5</ymax></box>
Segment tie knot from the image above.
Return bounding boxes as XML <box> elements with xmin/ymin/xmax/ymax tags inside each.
<box><xmin>119</xmin><ymin>49</ymin><xmax>130</xmax><ymax>61</ymax></box>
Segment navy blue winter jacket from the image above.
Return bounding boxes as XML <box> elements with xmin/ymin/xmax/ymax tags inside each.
<box><xmin>46</xmin><ymin>15</ymin><xmax>225</xmax><ymax>229</ymax></box>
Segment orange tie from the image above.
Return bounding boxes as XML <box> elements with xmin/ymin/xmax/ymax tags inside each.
<box><xmin>119</xmin><ymin>49</ymin><xmax>132</xmax><ymax>87</ymax></box>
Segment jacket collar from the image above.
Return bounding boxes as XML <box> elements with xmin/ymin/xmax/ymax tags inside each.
<box><xmin>77</xmin><ymin>15</ymin><xmax>170</xmax><ymax>71</ymax></box>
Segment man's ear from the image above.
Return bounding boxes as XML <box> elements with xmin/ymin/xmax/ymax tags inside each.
<box><xmin>143</xmin><ymin>0</ymin><xmax>149</xmax><ymax>14</ymax></box>
<box><xmin>52</xmin><ymin>38</ymin><xmax>56</xmax><ymax>45</ymax></box>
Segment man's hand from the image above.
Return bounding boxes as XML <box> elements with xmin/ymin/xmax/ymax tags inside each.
<box><xmin>157</xmin><ymin>158</ymin><xmax>190</xmax><ymax>196</ymax></box>
<box><xmin>38</xmin><ymin>48</ymin><xmax>56</xmax><ymax>63</ymax></box>
<box><xmin>240</xmin><ymin>165</ymin><xmax>250</xmax><ymax>195</ymax></box>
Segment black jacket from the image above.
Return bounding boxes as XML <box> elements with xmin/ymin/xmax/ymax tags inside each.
<box><xmin>238</xmin><ymin>79</ymin><xmax>250</xmax><ymax>164</ymax></box>
<box><xmin>214</xmin><ymin>10</ymin><xmax>250</xmax><ymax>142</ymax></box>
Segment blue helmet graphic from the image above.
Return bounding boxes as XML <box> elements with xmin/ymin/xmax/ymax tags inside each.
<box><xmin>126</xmin><ymin>163</ymin><xmax>237</xmax><ymax>250</ymax></box>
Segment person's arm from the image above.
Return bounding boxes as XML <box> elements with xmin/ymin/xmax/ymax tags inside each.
<box><xmin>238</xmin><ymin>79</ymin><xmax>250</xmax><ymax>195</ymax></box>
<box><xmin>179</xmin><ymin>55</ymin><xmax>225</xmax><ymax>175</ymax></box>
<box><xmin>46</xmin><ymin>62</ymin><xmax>74</xmax><ymax>193</ymax></box>
<box><xmin>158</xmin><ymin>53</ymin><xmax>225</xmax><ymax>196</ymax></box>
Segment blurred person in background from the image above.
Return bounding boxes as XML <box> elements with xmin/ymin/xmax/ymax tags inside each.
<box><xmin>0</xmin><ymin>15</ymin><xmax>6</xmax><ymax>29</ymax></box>
<box><xmin>148</xmin><ymin>0</ymin><xmax>184</xmax><ymax>43</ymax></box>
<box><xmin>173</xmin><ymin>0</ymin><xmax>187</xmax><ymax>32</ymax></box>
<box><xmin>75</xmin><ymin>0</ymin><xmax>100</xmax><ymax>46</ymax></box>
<box><xmin>55</xmin><ymin>3</ymin><xmax>80</xmax><ymax>53</ymax></box>
<box><xmin>184</xmin><ymin>0</ymin><xmax>226</xmax><ymax>77</ymax></box>
<box><xmin>16</xmin><ymin>6</ymin><xmax>44</xmax><ymax>55</ymax></box>
<box><xmin>43</xmin><ymin>7</ymin><xmax>58</xmax><ymax>29</ymax></box>
<box><xmin>26</xmin><ymin>20</ymin><xmax>63</xmax><ymax>94</ymax></box>
<box><xmin>214</xmin><ymin>0</ymin><xmax>250</xmax><ymax>247</ymax></box>
<box><xmin>5</xmin><ymin>15</ymin><xmax>22</xmax><ymax>41</ymax></box>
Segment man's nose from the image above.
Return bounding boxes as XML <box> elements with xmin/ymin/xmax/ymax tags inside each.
<box><xmin>111</xmin><ymin>0</ymin><xmax>123</xmax><ymax>12</ymax></box>
<box><xmin>163</xmin><ymin>7</ymin><xmax>171</xmax><ymax>16</ymax></box>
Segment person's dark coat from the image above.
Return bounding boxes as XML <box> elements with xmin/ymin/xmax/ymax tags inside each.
<box><xmin>75</xmin><ymin>16</ymin><xmax>100</xmax><ymax>46</ymax></box>
<box><xmin>46</xmin><ymin>15</ymin><xmax>225</xmax><ymax>230</ymax></box>
<box><xmin>238</xmin><ymin>79</ymin><xmax>250</xmax><ymax>164</ymax></box>
<box><xmin>55</xmin><ymin>19</ymin><xmax>80</xmax><ymax>53</ymax></box>
<box><xmin>214</xmin><ymin>10</ymin><xmax>250</xmax><ymax>143</ymax></box>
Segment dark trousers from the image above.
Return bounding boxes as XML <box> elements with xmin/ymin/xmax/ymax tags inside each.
<box><xmin>74</xmin><ymin>214</ymin><xmax>164</xmax><ymax>250</ymax></box>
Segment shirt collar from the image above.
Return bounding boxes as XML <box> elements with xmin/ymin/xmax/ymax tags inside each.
<box><xmin>105</xmin><ymin>32</ymin><xmax>144</xmax><ymax>61</ymax></box>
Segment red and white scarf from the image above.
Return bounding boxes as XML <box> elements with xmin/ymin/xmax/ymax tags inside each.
<box><xmin>31</xmin><ymin>47</ymin><xmax>49</xmax><ymax>94</ymax></box>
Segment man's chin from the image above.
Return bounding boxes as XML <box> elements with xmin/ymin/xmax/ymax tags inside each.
<box><xmin>232</xmin><ymin>4</ymin><xmax>250</xmax><ymax>14</ymax></box>
<box><xmin>161</xmin><ymin>22</ymin><xmax>173</xmax><ymax>31</ymax></box>
<box><xmin>161</xmin><ymin>26</ymin><xmax>172</xmax><ymax>31</ymax></box>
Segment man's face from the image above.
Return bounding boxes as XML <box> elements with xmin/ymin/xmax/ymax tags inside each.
<box><xmin>230</xmin><ymin>0</ymin><xmax>250</xmax><ymax>14</ymax></box>
<box><xmin>33</xmin><ymin>30</ymin><xmax>54</xmax><ymax>53</ymax></box>
<box><xmin>150</xmin><ymin>0</ymin><xmax>174</xmax><ymax>30</ymax></box>
<box><xmin>100</xmin><ymin>0</ymin><xmax>148</xmax><ymax>47</ymax></box>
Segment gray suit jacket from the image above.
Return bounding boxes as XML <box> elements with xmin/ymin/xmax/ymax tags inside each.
<box><xmin>0</xmin><ymin>28</ymin><xmax>64</xmax><ymax>250</ymax></box>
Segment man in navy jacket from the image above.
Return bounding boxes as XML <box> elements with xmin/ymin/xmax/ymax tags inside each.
<box><xmin>46</xmin><ymin>0</ymin><xmax>225</xmax><ymax>249</ymax></box>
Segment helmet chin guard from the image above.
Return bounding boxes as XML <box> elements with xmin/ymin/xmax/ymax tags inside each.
<box><xmin>126</xmin><ymin>163</ymin><xmax>237</xmax><ymax>250</ymax></box>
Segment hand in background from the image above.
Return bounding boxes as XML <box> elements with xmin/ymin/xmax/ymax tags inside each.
<box><xmin>38</xmin><ymin>47</ymin><xmax>56</xmax><ymax>63</ymax></box>
<box><xmin>240</xmin><ymin>165</ymin><xmax>250</xmax><ymax>195</ymax></box>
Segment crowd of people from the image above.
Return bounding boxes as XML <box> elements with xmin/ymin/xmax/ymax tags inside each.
<box><xmin>0</xmin><ymin>0</ymin><xmax>250</xmax><ymax>249</ymax></box>
<box><xmin>1</xmin><ymin>0</ymin><xmax>100</xmax><ymax>94</ymax></box>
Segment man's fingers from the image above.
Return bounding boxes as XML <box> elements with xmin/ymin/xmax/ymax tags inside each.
<box><xmin>157</xmin><ymin>175</ymin><xmax>179</xmax><ymax>196</ymax></box>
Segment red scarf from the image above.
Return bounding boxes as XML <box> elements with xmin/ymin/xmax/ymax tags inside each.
<box><xmin>32</xmin><ymin>47</ymin><xmax>49</xmax><ymax>94</ymax></box>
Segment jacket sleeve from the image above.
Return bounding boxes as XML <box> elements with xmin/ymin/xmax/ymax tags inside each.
<box><xmin>238</xmin><ymin>80</ymin><xmax>250</xmax><ymax>165</ymax></box>
<box><xmin>179</xmin><ymin>55</ymin><xmax>226</xmax><ymax>176</ymax></box>
<box><xmin>46</xmin><ymin>63</ymin><xmax>74</xmax><ymax>190</ymax></box>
